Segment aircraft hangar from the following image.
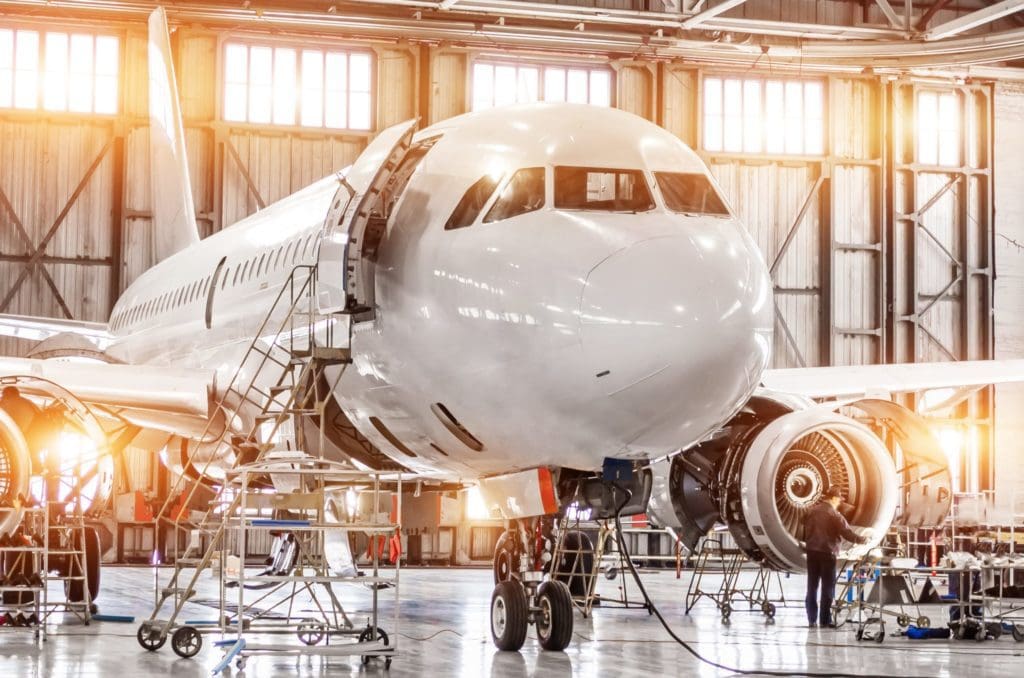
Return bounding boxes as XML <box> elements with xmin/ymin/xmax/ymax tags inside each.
<box><xmin>1</xmin><ymin>0</ymin><xmax>1024</xmax><ymax>676</ymax></box>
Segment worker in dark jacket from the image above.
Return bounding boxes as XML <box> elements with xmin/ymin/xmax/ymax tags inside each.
<box><xmin>803</xmin><ymin>486</ymin><xmax>867</xmax><ymax>627</ymax></box>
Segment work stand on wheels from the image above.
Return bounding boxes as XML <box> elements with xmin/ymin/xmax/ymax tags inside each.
<box><xmin>684</xmin><ymin>538</ymin><xmax>780</xmax><ymax>622</ymax></box>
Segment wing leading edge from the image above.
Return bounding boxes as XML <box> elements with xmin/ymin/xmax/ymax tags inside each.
<box><xmin>763</xmin><ymin>359</ymin><xmax>1024</xmax><ymax>400</ymax></box>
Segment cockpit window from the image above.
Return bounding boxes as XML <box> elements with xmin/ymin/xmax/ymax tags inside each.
<box><xmin>445</xmin><ymin>174</ymin><xmax>501</xmax><ymax>230</ymax></box>
<box><xmin>484</xmin><ymin>167</ymin><xmax>545</xmax><ymax>223</ymax></box>
<box><xmin>654</xmin><ymin>172</ymin><xmax>731</xmax><ymax>217</ymax></box>
<box><xmin>554</xmin><ymin>166</ymin><xmax>654</xmax><ymax>213</ymax></box>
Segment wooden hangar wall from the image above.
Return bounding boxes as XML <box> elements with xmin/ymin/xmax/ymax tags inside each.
<box><xmin>0</xmin><ymin>12</ymin><xmax>1015</xmax><ymax>518</ymax></box>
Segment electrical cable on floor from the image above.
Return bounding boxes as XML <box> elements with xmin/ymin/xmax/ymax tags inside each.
<box><xmin>608</xmin><ymin>483</ymin><xmax>941</xmax><ymax>678</ymax></box>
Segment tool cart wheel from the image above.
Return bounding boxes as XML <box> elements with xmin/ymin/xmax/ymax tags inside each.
<box><xmin>896</xmin><ymin>614</ymin><xmax>910</xmax><ymax>628</ymax></box>
<box><xmin>916</xmin><ymin>616</ymin><xmax>930</xmax><ymax>629</ymax></box>
<box><xmin>490</xmin><ymin>580</ymin><xmax>528</xmax><ymax>651</ymax></box>
<box><xmin>358</xmin><ymin>625</ymin><xmax>390</xmax><ymax>666</ymax></box>
<box><xmin>297</xmin><ymin>620</ymin><xmax>326</xmax><ymax>646</ymax></box>
<box><xmin>535</xmin><ymin>580</ymin><xmax>573</xmax><ymax>651</ymax></box>
<box><xmin>136</xmin><ymin>622</ymin><xmax>167</xmax><ymax>651</ymax></box>
<box><xmin>761</xmin><ymin>602</ymin><xmax>776</xmax><ymax>619</ymax></box>
<box><xmin>171</xmin><ymin>625</ymin><xmax>203</xmax><ymax>658</ymax></box>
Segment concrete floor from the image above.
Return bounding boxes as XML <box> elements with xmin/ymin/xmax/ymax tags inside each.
<box><xmin>1</xmin><ymin>565</ymin><xmax>1023</xmax><ymax>677</ymax></box>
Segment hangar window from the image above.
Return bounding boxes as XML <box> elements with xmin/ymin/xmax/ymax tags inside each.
<box><xmin>223</xmin><ymin>42</ymin><xmax>372</xmax><ymax>130</ymax></box>
<box><xmin>703</xmin><ymin>76</ymin><xmax>824</xmax><ymax>156</ymax></box>
<box><xmin>0</xmin><ymin>28</ymin><xmax>118</xmax><ymax>113</ymax></box>
<box><xmin>917</xmin><ymin>91</ymin><xmax>959</xmax><ymax>167</ymax></box>
<box><xmin>554</xmin><ymin>167</ymin><xmax>654</xmax><ymax>212</ymax></box>
<box><xmin>654</xmin><ymin>172</ymin><xmax>731</xmax><ymax>217</ymax></box>
<box><xmin>484</xmin><ymin>168</ymin><xmax>545</xmax><ymax>223</ymax></box>
<box><xmin>471</xmin><ymin>61</ymin><xmax>612</xmax><ymax>111</ymax></box>
<box><xmin>445</xmin><ymin>174</ymin><xmax>501</xmax><ymax>230</ymax></box>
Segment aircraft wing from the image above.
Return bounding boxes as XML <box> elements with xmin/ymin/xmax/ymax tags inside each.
<box><xmin>0</xmin><ymin>314</ymin><xmax>114</xmax><ymax>349</ymax></box>
<box><xmin>763</xmin><ymin>359</ymin><xmax>1024</xmax><ymax>400</ymax></box>
<box><xmin>0</xmin><ymin>356</ymin><xmax>214</xmax><ymax>418</ymax></box>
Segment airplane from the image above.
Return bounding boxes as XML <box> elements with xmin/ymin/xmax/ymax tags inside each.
<box><xmin>3</xmin><ymin>6</ymin><xmax>1024</xmax><ymax>653</ymax></box>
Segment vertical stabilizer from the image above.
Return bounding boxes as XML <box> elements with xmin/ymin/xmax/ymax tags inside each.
<box><xmin>148</xmin><ymin>7</ymin><xmax>199</xmax><ymax>261</ymax></box>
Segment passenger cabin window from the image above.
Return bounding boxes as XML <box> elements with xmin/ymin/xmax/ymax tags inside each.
<box><xmin>655</xmin><ymin>172</ymin><xmax>730</xmax><ymax>217</ymax></box>
<box><xmin>484</xmin><ymin>167</ymin><xmax>545</xmax><ymax>223</ymax></box>
<box><xmin>554</xmin><ymin>167</ymin><xmax>654</xmax><ymax>212</ymax></box>
<box><xmin>446</xmin><ymin>174</ymin><xmax>501</xmax><ymax>230</ymax></box>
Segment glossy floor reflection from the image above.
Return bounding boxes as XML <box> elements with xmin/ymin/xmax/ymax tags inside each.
<box><xmin>1</xmin><ymin>566</ymin><xmax>1022</xmax><ymax>677</ymax></box>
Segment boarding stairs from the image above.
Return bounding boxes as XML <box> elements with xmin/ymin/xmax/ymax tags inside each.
<box><xmin>138</xmin><ymin>264</ymin><xmax>354</xmax><ymax>645</ymax></box>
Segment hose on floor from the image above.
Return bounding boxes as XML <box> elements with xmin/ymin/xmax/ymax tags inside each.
<box><xmin>609</xmin><ymin>483</ymin><xmax>937</xmax><ymax>678</ymax></box>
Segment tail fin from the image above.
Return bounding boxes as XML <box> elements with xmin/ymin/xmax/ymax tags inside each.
<box><xmin>148</xmin><ymin>7</ymin><xmax>199</xmax><ymax>261</ymax></box>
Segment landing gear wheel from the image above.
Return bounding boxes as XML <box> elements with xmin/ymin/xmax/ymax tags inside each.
<box><xmin>761</xmin><ymin>602</ymin><xmax>776</xmax><ymax>618</ymax></box>
<box><xmin>136</xmin><ymin>622</ymin><xmax>167</xmax><ymax>651</ymax></box>
<box><xmin>171</xmin><ymin>626</ymin><xmax>202</xmax><ymax>658</ymax></box>
<box><xmin>719</xmin><ymin>602</ymin><xmax>732</xmax><ymax>621</ymax></box>
<box><xmin>358</xmin><ymin>625</ymin><xmax>390</xmax><ymax>666</ymax></box>
<box><xmin>535</xmin><ymin>580</ymin><xmax>574</xmax><ymax>651</ymax></box>
<box><xmin>297</xmin><ymin>620</ymin><xmax>326</xmax><ymax>646</ymax></box>
<box><xmin>490</xmin><ymin>580</ymin><xmax>528</xmax><ymax>651</ymax></box>
<box><xmin>916</xmin><ymin>616</ymin><xmax>930</xmax><ymax>629</ymax></box>
<box><xmin>896</xmin><ymin>613</ymin><xmax>910</xmax><ymax>628</ymax></box>
<box><xmin>493</xmin><ymin>531</ymin><xmax>522</xmax><ymax>584</ymax></box>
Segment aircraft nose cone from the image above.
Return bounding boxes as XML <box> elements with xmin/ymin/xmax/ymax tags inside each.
<box><xmin>579</xmin><ymin>232</ymin><xmax>772</xmax><ymax>448</ymax></box>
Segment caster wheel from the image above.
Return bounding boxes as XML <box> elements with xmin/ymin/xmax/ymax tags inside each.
<box><xmin>720</xmin><ymin>602</ymin><xmax>732</xmax><ymax>621</ymax></box>
<box><xmin>359</xmin><ymin>625</ymin><xmax>390</xmax><ymax>665</ymax></box>
<box><xmin>171</xmin><ymin>626</ymin><xmax>203</xmax><ymax>658</ymax></box>
<box><xmin>297</xmin><ymin>620</ymin><xmax>326</xmax><ymax>646</ymax></box>
<box><xmin>490</xmin><ymin>580</ymin><xmax>528</xmax><ymax>651</ymax></box>
<box><xmin>955</xmin><ymin>623</ymin><xmax>967</xmax><ymax>640</ymax></box>
<box><xmin>896</xmin><ymin>614</ymin><xmax>910</xmax><ymax>628</ymax></box>
<box><xmin>235</xmin><ymin>658</ymin><xmax>246</xmax><ymax>670</ymax></box>
<box><xmin>876</xmin><ymin>625</ymin><xmax>885</xmax><ymax>643</ymax></box>
<box><xmin>385</xmin><ymin>657</ymin><xmax>392</xmax><ymax>669</ymax></box>
<box><xmin>604</xmin><ymin>567</ymin><xmax>618</xmax><ymax>581</ymax></box>
<box><xmin>761</xmin><ymin>602</ymin><xmax>776</xmax><ymax>618</ymax></box>
<box><xmin>916</xmin><ymin>616</ymin><xmax>930</xmax><ymax>629</ymax></box>
<box><xmin>988</xmin><ymin>623</ymin><xmax>1003</xmax><ymax>640</ymax></box>
<box><xmin>855</xmin><ymin>628</ymin><xmax>864</xmax><ymax>641</ymax></box>
<box><xmin>1012</xmin><ymin>624</ymin><xmax>1024</xmax><ymax>642</ymax></box>
<box><xmin>136</xmin><ymin>622</ymin><xmax>167</xmax><ymax>651</ymax></box>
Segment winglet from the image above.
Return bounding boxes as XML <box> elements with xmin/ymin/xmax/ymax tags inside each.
<box><xmin>148</xmin><ymin>7</ymin><xmax>200</xmax><ymax>261</ymax></box>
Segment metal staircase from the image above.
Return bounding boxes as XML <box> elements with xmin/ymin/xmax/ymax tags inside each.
<box><xmin>138</xmin><ymin>264</ymin><xmax>354</xmax><ymax>648</ymax></box>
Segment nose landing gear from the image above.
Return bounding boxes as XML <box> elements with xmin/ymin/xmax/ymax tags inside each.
<box><xmin>489</xmin><ymin>576</ymin><xmax>574</xmax><ymax>652</ymax></box>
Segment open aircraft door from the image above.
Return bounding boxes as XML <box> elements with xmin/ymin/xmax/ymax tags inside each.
<box><xmin>317</xmin><ymin>118</ymin><xmax>418</xmax><ymax>317</ymax></box>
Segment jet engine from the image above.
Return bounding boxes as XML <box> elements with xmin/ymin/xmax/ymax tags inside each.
<box><xmin>0</xmin><ymin>409</ymin><xmax>32</xmax><ymax>537</ymax></box>
<box><xmin>656</xmin><ymin>394</ymin><xmax>951</xmax><ymax>572</ymax></box>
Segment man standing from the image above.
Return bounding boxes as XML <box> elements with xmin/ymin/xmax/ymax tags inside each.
<box><xmin>803</xmin><ymin>486</ymin><xmax>867</xmax><ymax>628</ymax></box>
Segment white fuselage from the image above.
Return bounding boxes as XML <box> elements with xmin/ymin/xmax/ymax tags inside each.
<box><xmin>105</xmin><ymin>104</ymin><xmax>774</xmax><ymax>481</ymax></box>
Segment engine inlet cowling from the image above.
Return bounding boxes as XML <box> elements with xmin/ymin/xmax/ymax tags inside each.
<box><xmin>0</xmin><ymin>409</ymin><xmax>32</xmax><ymax>537</ymax></box>
<box><xmin>665</xmin><ymin>399</ymin><xmax>900</xmax><ymax>572</ymax></box>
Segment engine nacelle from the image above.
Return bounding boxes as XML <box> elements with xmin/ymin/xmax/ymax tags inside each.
<box><xmin>658</xmin><ymin>394</ymin><xmax>947</xmax><ymax>572</ymax></box>
<box><xmin>0</xmin><ymin>409</ymin><xmax>32</xmax><ymax>537</ymax></box>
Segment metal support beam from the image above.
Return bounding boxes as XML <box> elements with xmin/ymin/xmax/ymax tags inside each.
<box><xmin>923</xmin><ymin>0</ymin><xmax>1024</xmax><ymax>41</ymax></box>
<box><xmin>916</xmin><ymin>0</ymin><xmax>953</xmax><ymax>31</ymax></box>
<box><xmin>681</xmin><ymin>0</ymin><xmax>750</xmax><ymax>30</ymax></box>
<box><xmin>874</xmin><ymin>0</ymin><xmax>902</xmax><ymax>29</ymax></box>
